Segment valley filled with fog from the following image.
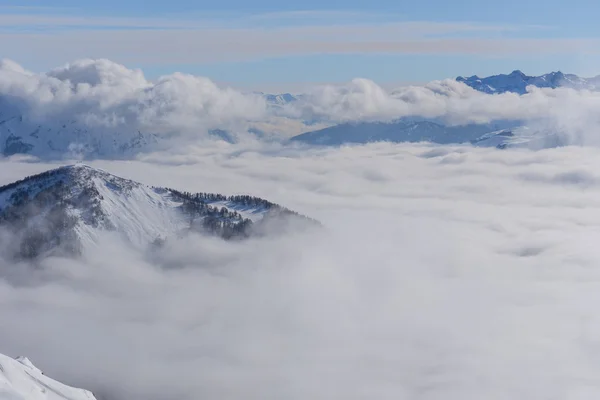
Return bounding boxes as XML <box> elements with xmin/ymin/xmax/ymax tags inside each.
<box><xmin>4</xmin><ymin>141</ymin><xmax>600</xmax><ymax>399</ymax></box>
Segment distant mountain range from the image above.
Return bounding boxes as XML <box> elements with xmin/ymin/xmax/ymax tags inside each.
<box><xmin>291</xmin><ymin>69</ymin><xmax>600</xmax><ymax>147</ymax></box>
<box><xmin>0</xmin><ymin>164</ymin><xmax>318</xmax><ymax>260</ymax></box>
<box><xmin>456</xmin><ymin>70</ymin><xmax>600</xmax><ymax>94</ymax></box>
<box><xmin>283</xmin><ymin>70</ymin><xmax>600</xmax><ymax>148</ymax></box>
<box><xmin>290</xmin><ymin>119</ymin><xmax>525</xmax><ymax>147</ymax></box>
<box><xmin>0</xmin><ymin>73</ymin><xmax>587</xmax><ymax>157</ymax></box>
<box><xmin>289</xmin><ymin>119</ymin><xmax>569</xmax><ymax>149</ymax></box>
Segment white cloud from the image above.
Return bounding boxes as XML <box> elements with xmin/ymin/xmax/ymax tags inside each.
<box><xmin>286</xmin><ymin>79</ymin><xmax>600</xmax><ymax>147</ymax></box>
<box><xmin>4</xmin><ymin>58</ymin><xmax>600</xmax><ymax>150</ymax></box>
<box><xmin>0</xmin><ymin>58</ymin><xmax>267</xmax><ymax>139</ymax></box>
<box><xmin>3</xmin><ymin>143</ymin><xmax>600</xmax><ymax>399</ymax></box>
<box><xmin>47</xmin><ymin>59</ymin><xmax>148</xmax><ymax>88</ymax></box>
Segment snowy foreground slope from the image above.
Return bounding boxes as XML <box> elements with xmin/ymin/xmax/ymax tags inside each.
<box><xmin>0</xmin><ymin>353</ymin><xmax>96</xmax><ymax>400</ymax></box>
<box><xmin>0</xmin><ymin>164</ymin><xmax>318</xmax><ymax>259</ymax></box>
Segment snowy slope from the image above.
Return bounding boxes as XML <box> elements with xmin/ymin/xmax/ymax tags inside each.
<box><xmin>75</xmin><ymin>167</ymin><xmax>188</xmax><ymax>249</ymax></box>
<box><xmin>0</xmin><ymin>164</ymin><xmax>317</xmax><ymax>259</ymax></box>
<box><xmin>0</xmin><ymin>164</ymin><xmax>187</xmax><ymax>253</ymax></box>
<box><xmin>456</xmin><ymin>70</ymin><xmax>600</xmax><ymax>94</ymax></box>
<box><xmin>0</xmin><ymin>353</ymin><xmax>96</xmax><ymax>400</ymax></box>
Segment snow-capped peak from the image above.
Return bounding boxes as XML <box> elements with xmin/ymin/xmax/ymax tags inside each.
<box><xmin>508</xmin><ymin>69</ymin><xmax>526</xmax><ymax>78</ymax></box>
<box><xmin>0</xmin><ymin>352</ymin><xmax>97</xmax><ymax>400</ymax></box>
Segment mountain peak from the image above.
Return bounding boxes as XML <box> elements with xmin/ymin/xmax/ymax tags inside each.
<box><xmin>0</xmin><ymin>163</ymin><xmax>139</xmax><ymax>199</ymax></box>
<box><xmin>65</xmin><ymin>162</ymin><xmax>91</xmax><ymax>169</ymax></box>
<box><xmin>0</xmin><ymin>166</ymin><xmax>319</xmax><ymax>259</ymax></box>
<box><xmin>60</xmin><ymin>163</ymin><xmax>114</xmax><ymax>176</ymax></box>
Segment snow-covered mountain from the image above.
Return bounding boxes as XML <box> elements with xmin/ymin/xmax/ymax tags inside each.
<box><xmin>290</xmin><ymin>120</ymin><xmax>519</xmax><ymax>146</ymax></box>
<box><xmin>456</xmin><ymin>70</ymin><xmax>600</xmax><ymax>94</ymax></box>
<box><xmin>0</xmin><ymin>352</ymin><xmax>96</xmax><ymax>400</ymax></box>
<box><xmin>0</xmin><ymin>164</ymin><xmax>318</xmax><ymax>259</ymax></box>
<box><xmin>0</xmin><ymin>112</ymin><xmax>160</xmax><ymax>159</ymax></box>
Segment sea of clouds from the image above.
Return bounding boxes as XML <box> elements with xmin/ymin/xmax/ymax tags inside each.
<box><xmin>4</xmin><ymin>58</ymin><xmax>600</xmax><ymax>145</ymax></box>
<box><xmin>3</xmin><ymin>57</ymin><xmax>600</xmax><ymax>399</ymax></box>
<box><xmin>3</xmin><ymin>142</ymin><xmax>600</xmax><ymax>399</ymax></box>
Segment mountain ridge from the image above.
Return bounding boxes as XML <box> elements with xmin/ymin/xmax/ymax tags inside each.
<box><xmin>290</xmin><ymin>119</ymin><xmax>520</xmax><ymax>146</ymax></box>
<box><xmin>456</xmin><ymin>70</ymin><xmax>600</xmax><ymax>94</ymax></box>
<box><xmin>0</xmin><ymin>164</ymin><xmax>318</xmax><ymax>259</ymax></box>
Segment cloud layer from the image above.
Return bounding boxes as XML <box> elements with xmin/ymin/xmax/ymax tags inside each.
<box><xmin>3</xmin><ymin>143</ymin><xmax>600</xmax><ymax>399</ymax></box>
<box><xmin>3</xmin><ymin>58</ymin><xmax>600</xmax><ymax>150</ymax></box>
<box><xmin>0</xmin><ymin>58</ymin><xmax>266</xmax><ymax>137</ymax></box>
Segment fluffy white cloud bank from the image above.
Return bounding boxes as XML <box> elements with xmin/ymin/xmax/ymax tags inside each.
<box><xmin>290</xmin><ymin>78</ymin><xmax>600</xmax><ymax>128</ymax></box>
<box><xmin>0</xmin><ymin>58</ymin><xmax>267</xmax><ymax>137</ymax></box>
<box><xmin>3</xmin><ymin>58</ymin><xmax>600</xmax><ymax>146</ymax></box>
<box><xmin>3</xmin><ymin>143</ymin><xmax>600</xmax><ymax>399</ymax></box>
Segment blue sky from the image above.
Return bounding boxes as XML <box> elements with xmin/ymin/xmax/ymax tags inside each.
<box><xmin>2</xmin><ymin>0</ymin><xmax>600</xmax><ymax>90</ymax></box>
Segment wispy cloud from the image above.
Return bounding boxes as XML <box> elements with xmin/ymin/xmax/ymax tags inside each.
<box><xmin>0</xmin><ymin>8</ymin><xmax>561</xmax><ymax>66</ymax></box>
<box><xmin>0</xmin><ymin>13</ymin><xmax>209</xmax><ymax>30</ymax></box>
<box><xmin>0</xmin><ymin>5</ymin><xmax>77</xmax><ymax>12</ymax></box>
<box><xmin>0</xmin><ymin>10</ymin><xmax>533</xmax><ymax>33</ymax></box>
<box><xmin>2</xmin><ymin>29</ymin><xmax>596</xmax><ymax>68</ymax></box>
